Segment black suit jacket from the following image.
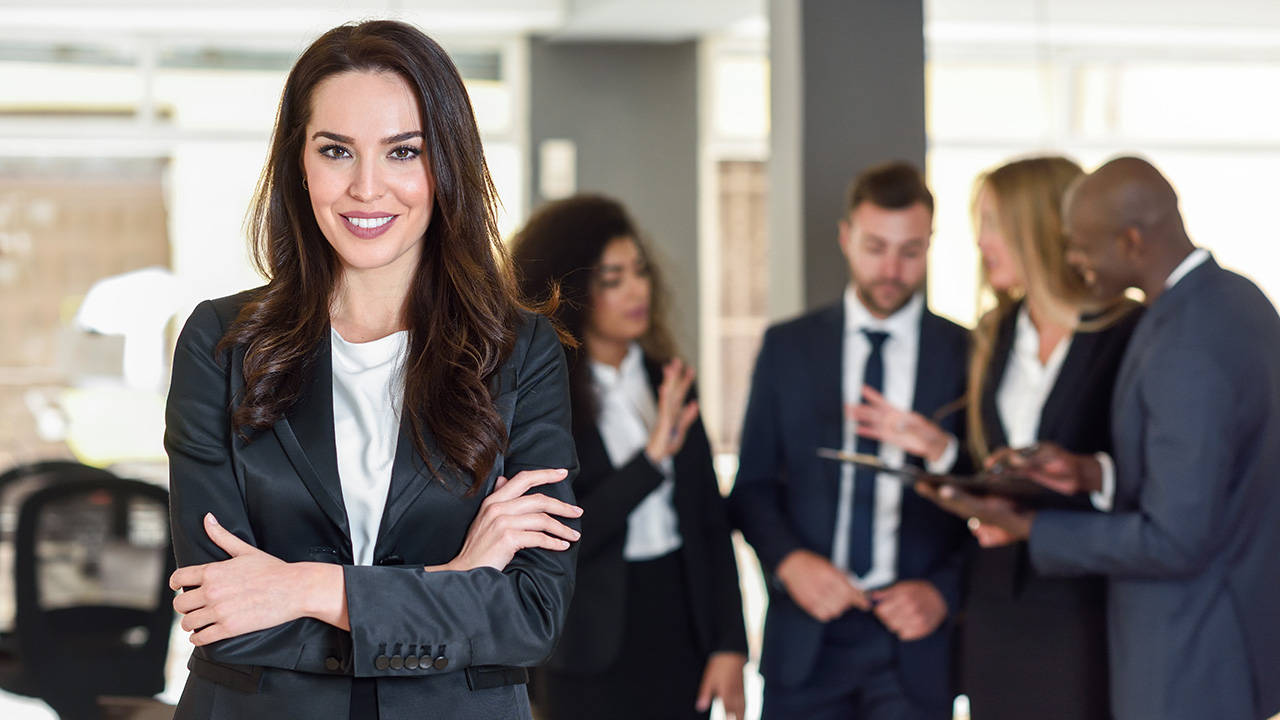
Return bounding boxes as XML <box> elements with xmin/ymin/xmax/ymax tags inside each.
<box><xmin>961</xmin><ymin>301</ymin><xmax>1142</xmax><ymax>720</ymax></box>
<box><xmin>547</xmin><ymin>356</ymin><xmax>747</xmax><ymax>673</ymax></box>
<box><xmin>165</xmin><ymin>291</ymin><xmax>579</xmax><ymax>720</ymax></box>
<box><xmin>729</xmin><ymin>301</ymin><xmax>970</xmax><ymax>709</ymax></box>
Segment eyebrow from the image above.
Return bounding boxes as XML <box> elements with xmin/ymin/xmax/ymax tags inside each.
<box><xmin>310</xmin><ymin>130</ymin><xmax>424</xmax><ymax>145</ymax></box>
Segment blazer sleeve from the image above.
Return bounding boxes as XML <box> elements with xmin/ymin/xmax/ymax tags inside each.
<box><xmin>166</xmin><ymin>299</ymin><xmax>351</xmax><ymax>671</ymax></box>
<box><xmin>1030</xmin><ymin>345</ymin><xmax>1239</xmax><ymax>578</ymax></box>
<box><xmin>728</xmin><ymin>326</ymin><xmax>806</xmax><ymax>574</ymax></box>
<box><xmin>574</xmin><ymin>450</ymin><xmax>667</xmax><ymax>561</ymax></box>
<box><xmin>342</xmin><ymin>314</ymin><xmax>580</xmax><ymax>676</ymax></box>
<box><xmin>685</xmin><ymin>417</ymin><xmax>749</xmax><ymax>655</ymax></box>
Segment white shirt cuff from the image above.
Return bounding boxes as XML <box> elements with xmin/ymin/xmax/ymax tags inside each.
<box><xmin>925</xmin><ymin>434</ymin><xmax>959</xmax><ymax>475</ymax></box>
<box><xmin>1089</xmin><ymin>452</ymin><xmax>1115</xmax><ymax>511</ymax></box>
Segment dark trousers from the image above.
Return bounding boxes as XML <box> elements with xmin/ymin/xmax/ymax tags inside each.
<box><xmin>762</xmin><ymin>611</ymin><xmax>947</xmax><ymax>720</ymax></box>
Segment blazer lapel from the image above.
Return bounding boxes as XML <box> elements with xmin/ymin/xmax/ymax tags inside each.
<box><xmin>810</xmin><ymin>305</ymin><xmax>846</xmax><ymax>464</ymax></box>
<box><xmin>913</xmin><ymin>311</ymin><xmax>964</xmax><ymax>442</ymax></box>
<box><xmin>1113</xmin><ymin>257</ymin><xmax>1216</xmax><ymax>411</ymax></box>
<box><xmin>273</xmin><ymin>340</ymin><xmax>350</xmax><ymax>538</ymax></box>
<box><xmin>377</xmin><ymin>422</ymin><xmax>449</xmax><ymax>539</ymax></box>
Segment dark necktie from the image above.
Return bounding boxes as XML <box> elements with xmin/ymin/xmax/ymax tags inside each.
<box><xmin>850</xmin><ymin>329</ymin><xmax>889</xmax><ymax>576</ymax></box>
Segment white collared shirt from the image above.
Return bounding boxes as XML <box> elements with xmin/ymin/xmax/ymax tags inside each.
<box><xmin>831</xmin><ymin>286</ymin><xmax>955</xmax><ymax>589</ymax></box>
<box><xmin>1166</xmin><ymin>248</ymin><xmax>1210</xmax><ymax>289</ymax></box>
<box><xmin>590</xmin><ymin>343</ymin><xmax>683</xmax><ymax>561</ymax></box>
<box><xmin>997</xmin><ymin>305</ymin><xmax>1073</xmax><ymax>449</ymax></box>
<box><xmin>331</xmin><ymin>328</ymin><xmax>406</xmax><ymax>567</ymax></box>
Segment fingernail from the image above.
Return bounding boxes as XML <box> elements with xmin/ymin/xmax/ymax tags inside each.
<box><xmin>572</xmin><ymin>505</ymin><xmax>584</xmax><ymax>515</ymax></box>
<box><xmin>560</xmin><ymin>540</ymin><xmax>571</xmax><ymax>549</ymax></box>
<box><xmin>557</xmin><ymin>469</ymin><xmax>569</xmax><ymax>476</ymax></box>
<box><xmin>571</xmin><ymin>530</ymin><xmax>581</xmax><ymax>539</ymax></box>
<box><xmin>206</xmin><ymin>513</ymin><xmax>219</xmax><ymax>526</ymax></box>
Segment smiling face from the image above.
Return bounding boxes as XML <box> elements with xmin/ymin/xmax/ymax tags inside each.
<box><xmin>839</xmin><ymin>201</ymin><xmax>932</xmax><ymax>318</ymax></box>
<box><xmin>975</xmin><ymin>184</ymin><xmax>1023</xmax><ymax>293</ymax></box>
<box><xmin>302</xmin><ymin>70</ymin><xmax>434</xmax><ymax>286</ymax></box>
<box><xmin>585</xmin><ymin>236</ymin><xmax>652</xmax><ymax>352</ymax></box>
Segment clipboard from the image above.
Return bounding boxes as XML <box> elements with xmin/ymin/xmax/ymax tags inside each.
<box><xmin>816</xmin><ymin>447</ymin><xmax>1053</xmax><ymax>502</ymax></box>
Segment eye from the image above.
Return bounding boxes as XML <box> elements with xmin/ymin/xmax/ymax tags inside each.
<box><xmin>318</xmin><ymin>144</ymin><xmax>351</xmax><ymax>160</ymax></box>
<box><xmin>389</xmin><ymin>145</ymin><xmax>421</xmax><ymax>161</ymax></box>
<box><xmin>594</xmin><ymin>271</ymin><xmax>623</xmax><ymax>289</ymax></box>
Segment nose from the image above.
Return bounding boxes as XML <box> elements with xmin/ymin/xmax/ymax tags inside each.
<box><xmin>625</xmin><ymin>269</ymin><xmax>651</xmax><ymax>300</ymax></box>
<box><xmin>880</xmin><ymin>252</ymin><xmax>904</xmax><ymax>281</ymax></box>
<box><xmin>349</xmin><ymin>157</ymin><xmax>386</xmax><ymax>203</ymax></box>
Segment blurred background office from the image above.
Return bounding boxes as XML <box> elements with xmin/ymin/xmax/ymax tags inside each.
<box><xmin>2</xmin><ymin>1</ymin><xmax>1280</xmax><ymax>718</ymax></box>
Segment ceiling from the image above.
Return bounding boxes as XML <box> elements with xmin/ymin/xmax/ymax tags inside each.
<box><xmin>0</xmin><ymin>0</ymin><xmax>1277</xmax><ymax>50</ymax></box>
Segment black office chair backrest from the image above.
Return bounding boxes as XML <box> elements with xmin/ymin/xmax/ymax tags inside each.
<box><xmin>0</xmin><ymin>461</ymin><xmax>119</xmax><ymax>642</ymax></box>
<box><xmin>14</xmin><ymin>477</ymin><xmax>175</xmax><ymax>720</ymax></box>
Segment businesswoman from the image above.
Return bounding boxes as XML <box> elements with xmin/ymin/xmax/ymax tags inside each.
<box><xmin>855</xmin><ymin>156</ymin><xmax>1141</xmax><ymax>720</ymax></box>
<box><xmin>164</xmin><ymin>20</ymin><xmax>580</xmax><ymax>719</ymax></box>
<box><xmin>511</xmin><ymin>195</ymin><xmax>749</xmax><ymax>720</ymax></box>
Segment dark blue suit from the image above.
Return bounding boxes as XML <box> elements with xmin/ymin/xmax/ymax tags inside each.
<box><xmin>730</xmin><ymin>300</ymin><xmax>969</xmax><ymax>717</ymax></box>
<box><xmin>1030</xmin><ymin>257</ymin><xmax>1280</xmax><ymax>720</ymax></box>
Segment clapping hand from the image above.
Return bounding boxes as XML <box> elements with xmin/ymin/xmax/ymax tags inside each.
<box><xmin>644</xmin><ymin>358</ymin><xmax>700</xmax><ymax>464</ymax></box>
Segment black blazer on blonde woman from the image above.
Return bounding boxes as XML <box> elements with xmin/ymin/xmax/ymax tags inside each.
<box><xmin>165</xmin><ymin>290</ymin><xmax>578</xmax><ymax>720</ymax></box>
<box><xmin>545</xmin><ymin>356</ymin><xmax>748</xmax><ymax>674</ymax></box>
<box><xmin>960</xmin><ymin>301</ymin><xmax>1143</xmax><ymax>720</ymax></box>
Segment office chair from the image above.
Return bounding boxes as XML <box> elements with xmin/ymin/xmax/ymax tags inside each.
<box><xmin>0</xmin><ymin>461</ymin><xmax>120</xmax><ymax>690</ymax></box>
<box><xmin>13</xmin><ymin>477</ymin><xmax>175</xmax><ymax>720</ymax></box>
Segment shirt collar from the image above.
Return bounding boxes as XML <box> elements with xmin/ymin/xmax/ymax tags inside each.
<box><xmin>589</xmin><ymin>341</ymin><xmax>645</xmax><ymax>389</ymax></box>
<box><xmin>1164</xmin><ymin>247</ymin><xmax>1210</xmax><ymax>289</ymax></box>
<box><xmin>843</xmin><ymin>284</ymin><xmax>924</xmax><ymax>338</ymax></box>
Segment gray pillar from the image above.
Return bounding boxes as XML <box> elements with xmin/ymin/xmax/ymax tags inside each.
<box><xmin>527</xmin><ymin>38</ymin><xmax>700</xmax><ymax>358</ymax></box>
<box><xmin>769</xmin><ymin>0</ymin><xmax>927</xmax><ymax>317</ymax></box>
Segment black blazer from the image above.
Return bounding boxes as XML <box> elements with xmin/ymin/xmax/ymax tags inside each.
<box><xmin>547</xmin><ymin>356</ymin><xmax>747</xmax><ymax>673</ymax></box>
<box><xmin>165</xmin><ymin>291</ymin><xmax>579</xmax><ymax>720</ymax></box>
<box><xmin>961</xmin><ymin>301</ymin><xmax>1142</xmax><ymax>720</ymax></box>
<box><xmin>730</xmin><ymin>302</ymin><xmax>970</xmax><ymax>710</ymax></box>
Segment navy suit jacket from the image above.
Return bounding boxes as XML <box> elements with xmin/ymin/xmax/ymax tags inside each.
<box><xmin>730</xmin><ymin>300</ymin><xmax>970</xmax><ymax>708</ymax></box>
<box><xmin>165</xmin><ymin>291</ymin><xmax>579</xmax><ymax>720</ymax></box>
<box><xmin>1030</xmin><ymin>257</ymin><xmax>1280</xmax><ymax>720</ymax></box>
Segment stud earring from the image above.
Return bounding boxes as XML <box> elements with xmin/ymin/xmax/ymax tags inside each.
<box><xmin>302</xmin><ymin>178</ymin><xmax>309</xmax><ymax>190</ymax></box>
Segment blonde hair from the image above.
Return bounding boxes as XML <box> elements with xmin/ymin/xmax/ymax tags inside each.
<box><xmin>966</xmin><ymin>156</ymin><xmax>1084</xmax><ymax>461</ymax></box>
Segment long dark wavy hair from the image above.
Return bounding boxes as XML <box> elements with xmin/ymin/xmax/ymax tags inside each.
<box><xmin>509</xmin><ymin>195</ymin><xmax>675</xmax><ymax>436</ymax></box>
<box><xmin>219</xmin><ymin>20</ymin><xmax>522</xmax><ymax>494</ymax></box>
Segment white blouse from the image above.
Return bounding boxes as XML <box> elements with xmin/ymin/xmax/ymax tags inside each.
<box><xmin>996</xmin><ymin>305</ymin><xmax>1072</xmax><ymax>449</ymax></box>
<box><xmin>331</xmin><ymin>328</ymin><xmax>407</xmax><ymax>567</ymax></box>
<box><xmin>590</xmin><ymin>343</ymin><xmax>683</xmax><ymax>561</ymax></box>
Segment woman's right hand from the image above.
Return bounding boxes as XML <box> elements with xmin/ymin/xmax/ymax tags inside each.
<box><xmin>436</xmin><ymin>468</ymin><xmax>582</xmax><ymax>573</ymax></box>
<box><xmin>644</xmin><ymin>358</ymin><xmax>700</xmax><ymax>464</ymax></box>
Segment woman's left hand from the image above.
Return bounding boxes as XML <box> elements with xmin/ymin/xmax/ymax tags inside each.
<box><xmin>170</xmin><ymin>513</ymin><xmax>347</xmax><ymax>645</ymax></box>
<box><xmin>849</xmin><ymin>386</ymin><xmax>951</xmax><ymax>463</ymax></box>
<box><xmin>695</xmin><ymin>651</ymin><xmax>747</xmax><ymax>719</ymax></box>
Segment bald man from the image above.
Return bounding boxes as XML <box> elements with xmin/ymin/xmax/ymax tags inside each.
<box><xmin>922</xmin><ymin>157</ymin><xmax>1280</xmax><ymax>720</ymax></box>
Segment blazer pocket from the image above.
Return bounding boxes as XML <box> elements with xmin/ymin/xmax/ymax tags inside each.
<box><xmin>464</xmin><ymin>664</ymin><xmax>529</xmax><ymax>691</ymax></box>
<box><xmin>188</xmin><ymin>655</ymin><xmax>264</xmax><ymax>694</ymax></box>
